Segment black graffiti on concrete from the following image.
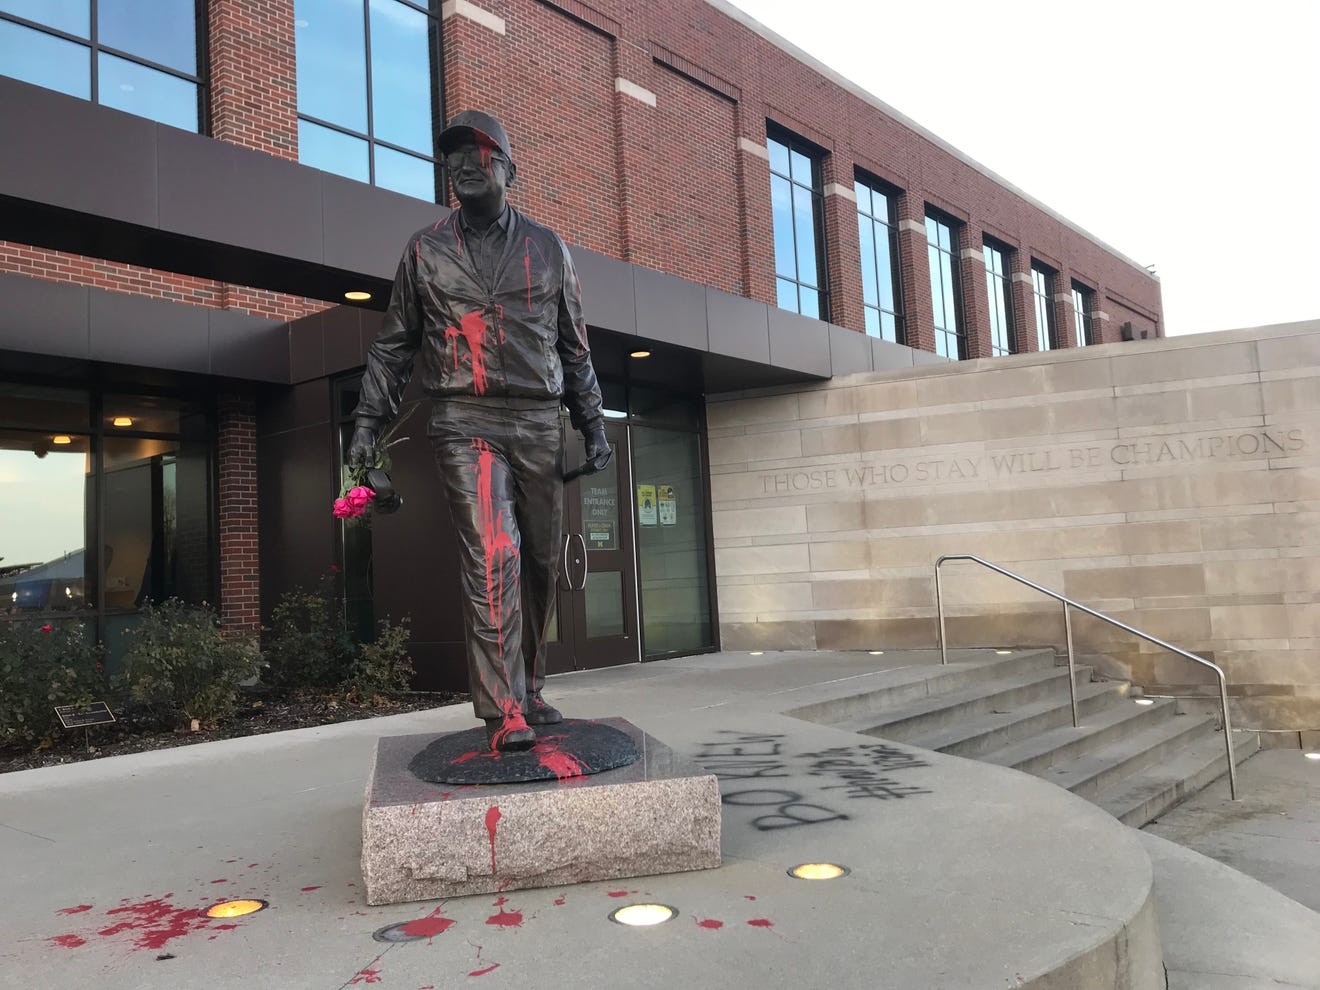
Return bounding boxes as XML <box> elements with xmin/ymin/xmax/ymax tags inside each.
<box><xmin>696</xmin><ymin>732</ymin><xmax>848</xmax><ymax>831</ymax></box>
<box><xmin>800</xmin><ymin>743</ymin><xmax>933</xmax><ymax>801</ymax></box>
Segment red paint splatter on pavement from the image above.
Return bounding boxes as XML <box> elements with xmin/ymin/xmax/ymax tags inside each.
<box><xmin>470</xmin><ymin>963</ymin><xmax>501</xmax><ymax>977</ymax></box>
<box><xmin>210</xmin><ymin>879</ymin><xmax>228</xmax><ymax>884</ymax></box>
<box><xmin>349</xmin><ymin>965</ymin><xmax>383</xmax><ymax>985</ymax></box>
<box><xmin>447</xmin><ymin>312</ymin><xmax>500</xmax><ymax>395</ymax></box>
<box><xmin>224</xmin><ymin>859</ymin><xmax>237</xmax><ymax>863</ymax></box>
<box><xmin>399</xmin><ymin>906</ymin><xmax>456</xmax><ymax>942</ymax></box>
<box><xmin>747</xmin><ymin>918</ymin><xmax>774</xmax><ymax>929</ymax></box>
<box><xmin>553</xmin><ymin>896</ymin><xmax>566</xmax><ymax>906</ymax></box>
<box><xmin>300</xmin><ymin>886</ymin><xmax>321</xmax><ymax>892</ymax></box>
<box><xmin>485</xmin><ymin>806</ymin><xmax>502</xmax><ymax>875</ymax></box>
<box><xmin>485</xmin><ymin>896</ymin><xmax>523</xmax><ymax>928</ymax></box>
<box><xmin>247</xmin><ymin>863</ymin><xmax>259</xmax><ymax>869</ymax></box>
<box><xmin>49</xmin><ymin>934</ymin><xmax>86</xmax><ymax>948</ymax></box>
<box><xmin>212</xmin><ymin>924</ymin><xmax>238</xmax><ymax>932</ymax></box>
<box><xmin>57</xmin><ymin>905</ymin><xmax>92</xmax><ymax>915</ymax></box>
<box><xmin>97</xmin><ymin>923</ymin><xmax>134</xmax><ymax>937</ymax></box>
<box><xmin>102</xmin><ymin>896</ymin><xmax>210</xmax><ymax>950</ymax></box>
<box><xmin>605</xmin><ymin>890</ymin><xmax>630</xmax><ymax>898</ymax></box>
<box><xmin>744</xmin><ymin>895</ymin><xmax>757</xmax><ymax>901</ymax></box>
<box><xmin>694</xmin><ymin>918</ymin><xmax>724</xmax><ymax>930</ymax></box>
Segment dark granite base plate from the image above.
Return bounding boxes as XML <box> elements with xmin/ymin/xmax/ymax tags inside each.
<box><xmin>408</xmin><ymin>719</ymin><xmax>641</xmax><ymax>785</ymax></box>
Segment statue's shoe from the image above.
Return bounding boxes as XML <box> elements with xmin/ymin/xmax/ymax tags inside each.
<box><xmin>523</xmin><ymin>693</ymin><xmax>563</xmax><ymax>726</ymax></box>
<box><xmin>485</xmin><ymin>712</ymin><xmax>535</xmax><ymax>751</ymax></box>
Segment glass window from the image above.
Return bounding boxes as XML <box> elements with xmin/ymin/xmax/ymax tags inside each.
<box><xmin>1071</xmin><ymin>282</ymin><xmax>1093</xmax><ymax>347</ymax></box>
<box><xmin>856</xmin><ymin>175</ymin><xmax>903</xmax><ymax>344</ymax></box>
<box><xmin>1032</xmin><ymin>263</ymin><xmax>1056</xmax><ymax>350</ymax></box>
<box><xmin>926</xmin><ymin>211</ymin><xmax>963</xmax><ymax>360</ymax></box>
<box><xmin>295</xmin><ymin>0</ymin><xmax>443</xmax><ymax>202</ymax></box>
<box><xmin>983</xmin><ymin>240</ymin><xmax>1015</xmax><ymax>357</ymax></box>
<box><xmin>767</xmin><ymin>128</ymin><xmax>828</xmax><ymax>321</ymax></box>
<box><xmin>0</xmin><ymin>1</ymin><xmax>202</xmax><ymax>130</ymax></box>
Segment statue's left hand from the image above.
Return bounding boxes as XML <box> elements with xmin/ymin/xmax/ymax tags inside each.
<box><xmin>583</xmin><ymin>424</ymin><xmax>609</xmax><ymax>463</ymax></box>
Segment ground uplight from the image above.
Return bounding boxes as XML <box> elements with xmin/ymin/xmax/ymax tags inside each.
<box><xmin>788</xmin><ymin>863</ymin><xmax>850</xmax><ymax>880</ymax></box>
<box><xmin>609</xmin><ymin>903</ymin><xmax>676</xmax><ymax>926</ymax></box>
<box><xmin>205</xmin><ymin>899</ymin><xmax>267</xmax><ymax>919</ymax></box>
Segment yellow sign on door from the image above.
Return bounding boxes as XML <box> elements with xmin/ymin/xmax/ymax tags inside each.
<box><xmin>637</xmin><ymin>484</ymin><xmax>657</xmax><ymax>526</ymax></box>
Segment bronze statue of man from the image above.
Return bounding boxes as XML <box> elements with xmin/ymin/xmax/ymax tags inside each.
<box><xmin>348</xmin><ymin>110</ymin><xmax>607</xmax><ymax>752</ymax></box>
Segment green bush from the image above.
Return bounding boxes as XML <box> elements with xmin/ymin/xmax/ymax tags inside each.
<box><xmin>121</xmin><ymin>600</ymin><xmax>263</xmax><ymax>729</ymax></box>
<box><xmin>345</xmin><ymin>618</ymin><xmax>415</xmax><ymax>703</ymax></box>
<box><xmin>0</xmin><ymin>619</ymin><xmax>105</xmax><ymax>748</ymax></box>
<box><xmin>262</xmin><ymin>577</ymin><xmax>359</xmax><ymax>691</ymax></box>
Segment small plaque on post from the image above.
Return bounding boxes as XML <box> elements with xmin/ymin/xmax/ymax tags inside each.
<box><xmin>54</xmin><ymin>702</ymin><xmax>116</xmax><ymax>729</ymax></box>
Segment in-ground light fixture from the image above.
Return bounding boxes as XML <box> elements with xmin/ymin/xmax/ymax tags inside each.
<box><xmin>205</xmin><ymin>899</ymin><xmax>268</xmax><ymax>919</ymax></box>
<box><xmin>787</xmin><ymin>863</ymin><xmax>850</xmax><ymax>880</ymax></box>
<box><xmin>609</xmin><ymin>903</ymin><xmax>677</xmax><ymax>926</ymax></box>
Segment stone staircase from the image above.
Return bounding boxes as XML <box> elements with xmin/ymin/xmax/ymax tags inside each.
<box><xmin>792</xmin><ymin>647</ymin><xmax>1259</xmax><ymax>826</ymax></box>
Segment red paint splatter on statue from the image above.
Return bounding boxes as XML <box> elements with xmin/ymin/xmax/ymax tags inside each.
<box><xmin>748</xmin><ymin>918</ymin><xmax>774</xmax><ymax>929</ymax></box>
<box><xmin>522</xmin><ymin>237</ymin><xmax>550</xmax><ymax>310</ymax></box>
<box><xmin>447</xmin><ymin>311</ymin><xmax>496</xmax><ymax>396</ymax></box>
<box><xmin>300</xmin><ymin>886</ymin><xmax>321</xmax><ymax>892</ymax></box>
<box><xmin>470</xmin><ymin>963</ymin><xmax>501</xmax><ymax>977</ymax></box>
<box><xmin>400</xmin><ymin>906</ymin><xmax>456</xmax><ymax>941</ymax></box>
<box><xmin>49</xmin><ymin>934</ymin><xmax>86</xmax><ymax>948</ymax></box>
<box><xmin>531</xmin><ymin>735</ymin><xmax>586</xmax><ymax>781</ymax></box>
<box><xmin>694</xmin><ymin>918</ymin><xmax>724</xmax><ymax>930</ymax></box>
<box><xmin>485</xmin><ymin>806</ymin><xmax>502</xmax><ymax>875</ymax></box>
<box><xmin>485</xmin><ymin>896</ymin><xmax>523</xmax><ymax>928</ymax></box>
<box><xmin>470</xmin><ymin>440</ymin><xmax>520</xmax><ymax>724</ymax></box>
<box><xmin>57</xmin><ymin>905</ymin><xmax>92</xmax><ymax>915</ymax></box>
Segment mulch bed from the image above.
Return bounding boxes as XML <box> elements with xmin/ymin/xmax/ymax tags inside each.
<box><xmin>1</xmin><ymin>688</ymin><xmax>470</xmax><ymax>774</ymax></box>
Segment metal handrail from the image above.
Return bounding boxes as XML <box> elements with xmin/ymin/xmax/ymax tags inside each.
<box><xmin>934</xmin><ymin>553</ymin><xmax>1238</xmax><ymax>800</ymax></box>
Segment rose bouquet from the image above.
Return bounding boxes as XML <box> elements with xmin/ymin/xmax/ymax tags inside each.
<box><xmin>331</xmin><ymin>402</ymin><xmax>418</xmax><ymax>522</ymax></box>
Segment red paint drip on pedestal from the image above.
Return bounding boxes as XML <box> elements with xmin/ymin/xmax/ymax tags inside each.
<box><xmin>485</xmin><ymin>896</ymin><xmax>523</xmax><ymax>928</ymax></box>
<box><xmin>399</xmin><ymin>906</ymin><xmax>456</xmax><ymax>941</ymax></box>
<box><xmin>485</xmin><ymin>806</ymin><xmax>502</xmax><ymax>875</ymax></box>
<box><xmin>470</xmin><ymin>963</ymin><xmax>501</xmax><ymax>977</ymax></box>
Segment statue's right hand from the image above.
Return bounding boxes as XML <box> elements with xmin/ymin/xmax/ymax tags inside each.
<box><xmin>347</xmin><ymin>426</ymin><xmax>378</xmax><ymax>471</ymax></box>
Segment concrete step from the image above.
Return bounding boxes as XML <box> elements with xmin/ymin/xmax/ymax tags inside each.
<box><xmin>783</xmin><ymin>648</ymin><xmax>1060</xmax><ymax>726</ymax></box>
<box><xmin>1034</xmin><ymin>713</ymin><xmax>1219</xmax><ymax>801</ymax></box>
<box><xmin>1095</xmin><ymin>731</ymin><xmax>1263</xmax><ymax>827</ymax></box>
<box><xmin>836</xmin><ymin>663</ymin><xmax>1094</xmax><ymax>742</ymax></box>
<box><xmin>904</xmin><ymin>678</ymin><xmax>1128</xmax><ymax>760</ymax></box>
<box><xmin>978</xmin><ymin>696</ymin><xmax>1179</xmax><ymax>777</ymax></box>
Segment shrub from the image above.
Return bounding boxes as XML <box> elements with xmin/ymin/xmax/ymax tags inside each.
<box><xmin>345</xmin><ymin>618</ymin><xmax>415</xmax><ymax>703</ymax></box>
<box><xmin>0</xmin><ymin>619</ymin><xmax>105</xmax><ymax>748</ymax></box>
<box><xmin>262</xmin><ymin>577</ymin><xmax>359</xmax><ymax>691</ymax></box>
<box><xmin>121</xmin><ymin>600</ymin><xmax>263</xmax><ymax>729</ymax></box>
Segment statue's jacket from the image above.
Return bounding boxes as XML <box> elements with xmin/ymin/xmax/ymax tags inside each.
<box><xmin>354</xmin><ymin>207</ymin><xmax>604</xmax><ymax>435</ymax></box>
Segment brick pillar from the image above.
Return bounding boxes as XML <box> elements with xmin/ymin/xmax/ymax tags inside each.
<box><xmin>218</xmin><ymin>391</ymin><xmax>259</xmax><ymax>638</ymax></box>
<box><xmin>895</xmin><ymin>194</ymin><xmax>934</xmax><ymax>354</ymax></box>
<box><xmin>736</xmin><ymin>107</ymin><xmax>776</xmax><ymax>307</ymax></box>
<box><xmin>958</xmin><ymin>222</ymin><xmax>991</xmax><ymax>358</ymax></box>
<box><xmin>1053</xmin><ymin>268</ymin><xmax>1077</xmax><ymax>348</ymax></box>
<box><xmin>611</xmin><ymin>43</ymin><xmax>662</xmax><ymax>271</ymax></box>
<box><xmin>822</xmin><ymin>157</ymin><xmax>864</xmax><ymax>333</ymax></box>
<box><xmin>208</xmin><ymin>0</ymin><xmax>298</xmax><ymax>160</ymax></box>
<box><xmin>1092</xmin><ymin>286</ymin><xmax>1111</xmax><ymax>344</ymax></box>
<box><xmin>1009</xmin><ymin>252</ymin><xmax>1037</xmax><ymax>353</ymax></box>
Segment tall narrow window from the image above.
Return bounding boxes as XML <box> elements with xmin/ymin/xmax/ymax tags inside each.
<box><xmin>295</xmin><ymin>0</ymin><xmax>443</xmax><ymax>202</ymax></box>
<box><xmin>0</xmin><ymin>0</ymin><xmax>204</xmax><ymax>131</ymax></box>
<box><xmin>768</xmin><ymin>129</ymin><xmax>828</xmax><ymax>321</ymax></box>
<box><xmin>982</xmin><ymin>240</ymin><xmax>1015</xmax><ymax>357</ymax></box>
<box><xmin>1071</xmin><ymin>282</ymin><xmax>1094</xmax><ymax>346</ymax></box>
<box><xmin>926</xmin><ymin>212</ymin><xmax>964</xmax><ymax>360</ymax></box>
<box><xmin>855</xmin><ymin>175</ymin><xmax>903</xmax><ymax>343</ymax></box>
<box><xmin>1031</xmin><ymin>262</ymin><xmax>1057</xmax><ymax>351</ymax></box>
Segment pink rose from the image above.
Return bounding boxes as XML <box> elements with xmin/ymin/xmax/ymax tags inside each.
<box><xmin>41</xmin><ymin>623</ymin><xmax>53</xmax><ymax>633</ymax></box>
<box><xmin>332</xmin><ymin>497</ymin><xmax>356</xmax><ymax>519</ymax></box>
<box><xmin>328</xmin><ymin>564</ymin><xmax>340</xmax><ymax>573</ymax></box>
<box><xmin>347</xmin><ymin>486</ymin><xmax>375</xmax><ymax>509</ymax></box>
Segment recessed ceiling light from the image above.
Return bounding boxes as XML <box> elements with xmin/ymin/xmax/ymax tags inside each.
<box><xmin>995</xmin><ymin>650</ymin><xmax>1013</xmax><ymax>655</ymax></box>
<box><xmin>868</xmin><ymin>650</ymin><xmax>885</xmax><ymax>655</ymax></box>
<box><xmin>788</xmin><ymin>863</ymin><xmax>850</xmax><ymax>880</ymax></box>
<box><xmin>609</xmin><ymin>903</ymin><xmax>676</xmax><ymax>926</ymax></box>
<box><xmin>602</xmin><ymin>408</ymin><xmax>627</xmax><ymax>419</ymax></box>
<box><xmin>52</xmin><ymin>435</ymin><xmax>73</xmax><ymax>445</ymax></box>
<box><xmin>749</xmin><ymin>651</ymin><xmax>763</xmax><ymax>656</ymax></box>
<box><xmin>112</xmin><ymin>416</ymin><xmax>133</xmax><ymax>427</ymax></box>
<box><xmin>345</xmin><ymin>290</ymin><xmax>372</xmax><ymax>302</ymax></box>
<box><xmin>629</xmin><ymin>350</ymin><xmax>651</xmax><ymax>359</ymax></box>
<box><xmin>1134</xmin><ymin>698</ymin><xmax>1155</xmax><ymax>706</ymax></box>
<box><xmin>1304</xmin><ymin>752</ymin><xmax>1320</xmax><ymax>761</ymax></box>
<box><xmin>205</xmin><ymin>899</ymin><xmax>267</xmax><ymax>919</ymax></box>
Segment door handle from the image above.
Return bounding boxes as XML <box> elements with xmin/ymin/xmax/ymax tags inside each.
<box><xmin>560</xmin><ymin>533</ymin><xmax>572</xmax><ymax>589</ymax></box>
<box><xmin>573</xmin><ymin>533</ymin><xmax>588</xmax><ymax>592</ymax></box>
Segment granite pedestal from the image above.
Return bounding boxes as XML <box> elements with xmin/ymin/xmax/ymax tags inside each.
<box><xmin>361</xmin><ymin>717</ymin><xmax>721</xmax><ymax>906</ymax></box>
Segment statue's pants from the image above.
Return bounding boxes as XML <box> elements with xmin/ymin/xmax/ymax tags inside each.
<box><xmin>429</xmin><ymin>399</ymin><xmax>563</xmax><ymax>720</ymax></box>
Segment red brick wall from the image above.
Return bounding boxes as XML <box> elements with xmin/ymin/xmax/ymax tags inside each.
<box><xmin>208</xmin><ymin>0</ymin><xmax>299</xmax><ymax>160</ymax></box>
<box><xmin>218</xmin><ymin>391</ymin><xmax>260</xmax><ymax>638</ymax></box>
<box><xmin>436</xmin><ymin>0</ymin><xmax>1161</xmax><ymax>343</ymax></box>
<box><xmin>0</xmin><ymin>242</ymin><xmax>329</xmax><ymax>322</ymax></box>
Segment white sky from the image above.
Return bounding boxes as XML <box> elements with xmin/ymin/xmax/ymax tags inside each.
<box><xmin>725</xmin><ymin>0</ymin><xmax>1320</xmax><ymax>336</ymax></box>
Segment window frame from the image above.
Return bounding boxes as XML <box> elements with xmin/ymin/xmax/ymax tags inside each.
<box><xmin>925</xmin><ymin>208</ymin><xmax>965</xmax><ymax>360</ymax></box>
<box><xmin>294</xmin><ymin>0</ymin><xmax>445</xmax><ymax>202</ymax></box>
<box><xmin>1071</xmin><ymin>281</ymin><xmax>1094</xmax><ymax>347</ymax></box>
<box><xmin>1031</xmin><ymin>261</ymin><xmax>1058</xmax><ymax>351</ymax></box>
<box><xmin>854</xmin><ymin>170</ymin><xmax>904</xmax><ymax>344</ymax></box>
<box><xmin>766</xmin><ymin>124</ymin><xmax>830</xmax><ymax>322</ymax></box>
<box><xmin>982</xmin><ymin>237</ymin><xmax>1016</xmax><ymax>357</ymax></box>
<box><xmin>0</xmin><ymin>1</ymin><xmax>210</xmax><ymax>133</ymax></box>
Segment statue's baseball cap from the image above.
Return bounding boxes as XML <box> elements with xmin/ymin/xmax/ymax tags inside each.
<box><xmin>438</xmin><ymin>110</ymin><xmax>513</xmax><ymax>159</ymax></box>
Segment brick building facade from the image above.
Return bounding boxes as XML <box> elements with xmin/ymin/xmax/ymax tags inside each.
<box><xmin>0</xmin><ymin>0</ymin><xmax>1162</xmax><ymax>678</ymax></box>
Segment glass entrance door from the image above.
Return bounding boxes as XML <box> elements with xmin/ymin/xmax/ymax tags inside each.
<box><xmin>545</xmin><ymin>420</ymin><xmax>639</xmax><ymax>672</ymax></box>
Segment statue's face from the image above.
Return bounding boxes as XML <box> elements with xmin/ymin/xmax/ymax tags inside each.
<box><xmin>446</xmin><ymin>133</ymin><xmax>515</xmax><ymax>208</ymax></box>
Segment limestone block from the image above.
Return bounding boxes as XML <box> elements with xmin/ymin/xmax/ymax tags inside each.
<box><xmin>717</xmin><ymin>581</ymin><xmax>813</xmax><ymax>616</ymax></box>
<box><xmin>806</xmin><ymin>500</ymin><xmax>866</xmax><ymax>533</ymax></box>
<box><xmin>707</xmin><ymin>429</ymin><xmax>802</xmax><ymax>468</ymax></box>
<box><xmin>853</xmin><ymin>379</ymin><xmax>917</xmax><ymax>414</ymax></box>
<box><xmin>1110</xmin><ymin>341</ymin><xmax>1259</xmax><ymax>388</ymax></box>
<box><xmin>1210</xmin><ymin>604</ymin><xmax>1290</xmax><ymax>641</ymax></box>
<box><xmin>1256</xmin><ymin>331</ymin><xmax>1320</xmax><ymax>373</ymax></box>
<box><xmin>706</xmin><ymin>393</ymin><xmax>799</xmax><ymax>429</ymax></box>
<box><xmin>858</xmin><ymin>417</ymin><xmax>923</xmax><ymax>452</ymax></box>
<box><xmin>1064</xmin><ymin>564</ymin><xmax>1206</xmax><ymax>601</ymax></box>
<box><xmin>711</xmin><ymin>504</ymin><xmax>807</xmax><ymax>540</ymax></box>
<box><xmin>719</xmin><ymin>619</ymin><xmax>816</xmax><ymax>650</ymax></box>
<box><xmin>809</xmin><ymin>540</ymin><xmax>872</xmax><ymax>572</ymax></box>
<box><xmin>1186</xmin><ymin>383</ymin><xmax>1265</xmax><ymax>423</ymax></box>
<box><xmin>802</xmin><ymin>423</ymin><xmax>862</xmax><ymax>456</ymax></box>
<box><xmin>361</xmin><ymin>722</ymin><xmax>721</xmax><ymax>906</ymax></box>
<box><xmin>714</xmin><ymin>543</ymin><xmax>810</xmax><ymax>576</ymax></box>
